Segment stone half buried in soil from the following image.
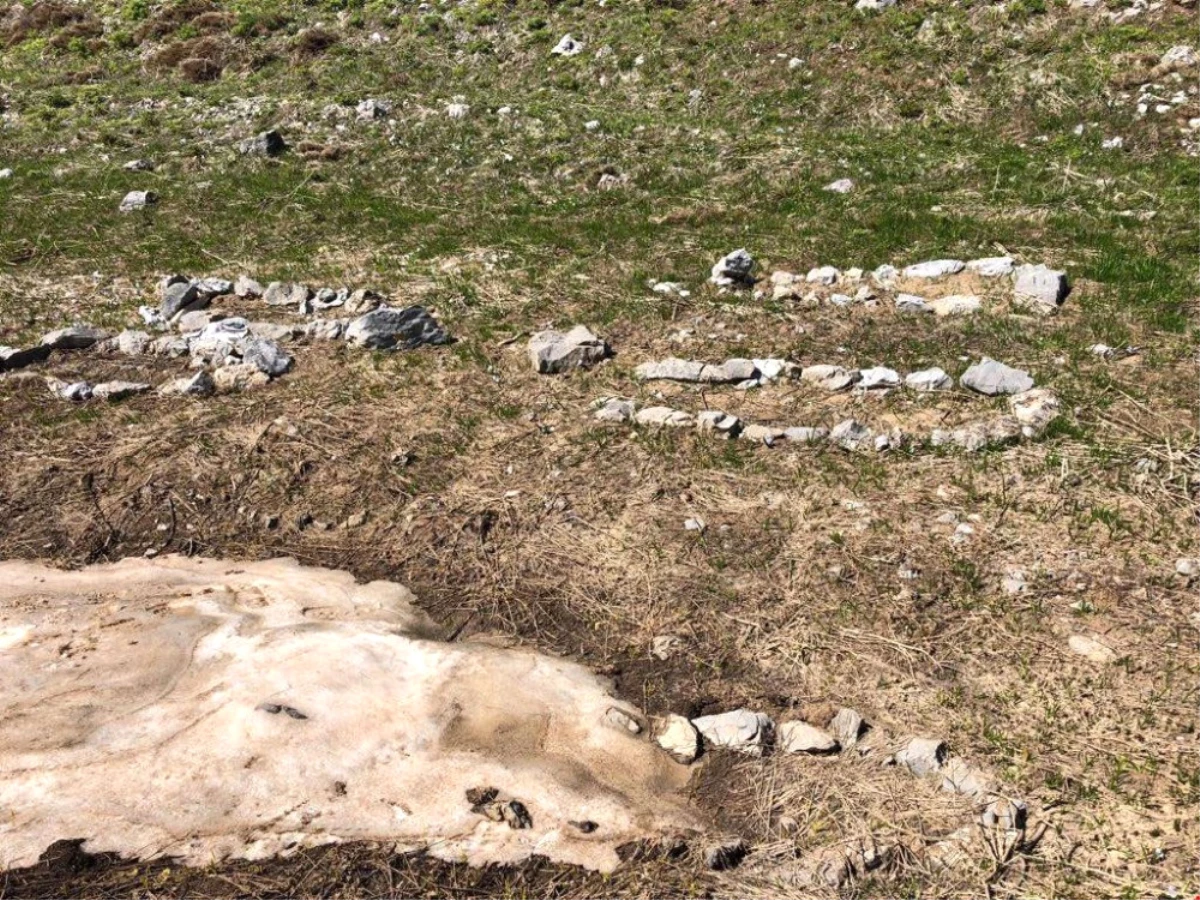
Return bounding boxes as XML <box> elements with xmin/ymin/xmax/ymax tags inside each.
<box><xmin>0</xmin><ymin>557</ymin><xmax>699</xmax><ymax>873</ymax></box>
<box><xmin>344</xmin><ymin>306</ymin><xmax>450</xmax><ymax>351</ymax></box>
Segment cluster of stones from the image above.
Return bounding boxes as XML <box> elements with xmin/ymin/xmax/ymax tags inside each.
<box><xmin>640</xmin><ymin>703</ymin><xmax>1027</xmax><ymax>884</ymax></box>
<box><xmin>0</xmin><ymin>273</ymin><xmax>450</xmax><ymax>401</ymax></box>
<box><xmin>591</xmin><ymin>386</ymin><xmax>1059</xmax><ymax>453</ymax></box>
<box><xmin>709</xmin><ymin>249</ymin><xmax>1071</xmax><ymax>316</ymax></box>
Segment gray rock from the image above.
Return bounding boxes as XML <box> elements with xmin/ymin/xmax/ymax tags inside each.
<box><xmin>40</xmin><ymin>325</ymin><xmax>109</xmax><ymax>350</ymax></box>
<box><xmin>1013</xmin><ymin>264</ymin><xmax>1070</xmax><ymax>313</ymax></box>
<box><xmin>824</xmin><ymin>178</ymin><xmax>854</xmax><ymax>193</ymax></box>
<box><xmin>778</xmin><ymin>721</ymin><xmax>839</xmax><ymax>754</ymax></box>
<box><xmin>248</xmin><ymin>321</ymin><xmax>301</xmax><ymax>341</ymax></box>
<box><xmin>939</xmin><ymin>757</ymin><xmax>993</xmax><ymax>797</ymax></box>
<box><xmin>176</xmin><ymin>310</ymin><xmax>225</xmax><ymax>333</ymax></box>
<box><xmin>634</xmin><ymin>358</ymin><xmax>703</xmax><ymax>382</ymax></box>
<box><xmin>263</xmin><ymin>281</ymin><xmax>310</xmax><ymax>308</ymax></box>
<box><xmin>857</xmin><ymin>366</ymin><xmax>900</xmax><ymax>390</ymax></box>
<box><xmin>212</xmin><ymin>363</ymin><xmax>270</xmax><ymax>393</ymax></box>
<box><xmin>1176</xmin><ymin>558</ymin><xmax>1200</xmax><ymax>577</ymax></box>
<box><xmin>933</xmin><ymin>415</ymin><xmax>1023</xmax><ymax>451</ymax></box>
<box><xmin>856</xmin><ymin>0</ymin><xmax>896</xmax><ymax>8</ymax></box>
<box><xmin>691</xmin><ymin>709</ymin><xmax>773</xmax><ymax>756</ymax></box>
<box><xmin>828</xmin><ymin>292</ymin><xmax>855</xmax><ymax>307</ymax></box>
<box><xmin>905</xmin><ymin>367</ymin><xmax>953</xmax><ymax>391</ymax></box>
<box><xmin>91</xmin><ymin>380</ymin><xmax>151</xmax><ymax>401</ymax></box>
<box><xmin>234</xmin><ymin>275</ymin><xmax>264</xmax><ymax>298</ymax></box>
<box><xmin>195</xmin><ymin>277</ymin><xmax>234</xmax><ymax>299</ymax></box>
<box><xmin>344</xmin><ymin>288</ymin><xmax>383</xmax><ymax>315</ymax></box>
<box><xmin>603</xmin><ymin>707</ymin><xmax>643</xmax><ymax>735</ymax></box>
<box><xmin>239</xmin><ymin>130</ymin><xmax>287</xmax><ymax>157</ymax></box>
<box><xmin>592</xmin><ymin>397</ymin><xmax>635</xmax><ymax>423</ymax></box>
<box><xmin>783</xmin><ymin>426</ymin><xmax>828</xmax><ymax>443</ymax></box>
<box><xmin>356</xmin><ymin>98</ymin><xmax>392</xmax><ymax>120</ymax></box>
<box><xmin>149</xmin><ymin>335</ymin><xmax>191</xmax><ymax>358</ymax></box>
<box><xmin>710</xmin><ymin>248</ymin><xmax>755</xmax><ymax>287</ymax></box>
<box><xmin>304</xmin><ymin>319</ymin><xmax>348</xmax><ymax>341</ymax></box>
<box><xmin>961</xmin><ymin>358</ymin><xmax>1034</xmax><ymax>395</ymax></box>
<box><xmin>528</xmin><ymin>325</ymin><xmax>610</xmax><ymax>374</ymax></box>
<box><xmin>0</xmin><ymin>345</ymin><xmax>51</xmax><ymax>371</ymax></box>
<box><xmin>46</xmin><ymin>378</ymin><xmax>92</xmax><ymax>401</ymax></box>
<box><xmin>655</xmin><ymin>714</ymin><xmax>700</xmax><ymax>764</ymax></box>
<box><xmin>550</xmin><ymin>33</ymin><xmax>584</xmax><ymax>56</ymax></box>
<box><xmin>981</xmin><ymin>799</ymin><xmax>1027</xmax><ymax>832</ymax></box>
<box><xmin>801</xmin><ymin>364</ymin><xmax>860</xmax><ymax>392</ymax></box>
<box><xmin>696</xmin><ymin>410</ymin><xmax>742</xmax><ymax>438</ymax></box>
<box><xmin>634</xmin><ymin>406</ymin><xmax>694</xmax><ymax>427</ymax></box>
<box><xmin>872</xmin><ymin>264</ymin><xmax>898</xmax><ymax>283</ymax></box>
<box><xmin>830</xmin><ymin>419</ymin><xmax>874</xmax><ymax>450</ymax></box>
<box><xmin>895</xmin><ymin>293</ymin><xmax>932</xmax><ymax>314</ymax></box>
<box><xmin>159</xmin><ymin>371</ymin><xmax>216</xmax><ymax>397</ymax></box>
<box><xmin>806</xmin><ymin>265</ymin><xmax>840</xmax><ymax>285</ymax></box>
<box><xmin>161</xmin><ymin>281</ymin><xmax>203</xmax><ymax>320</ymax></box>
<box><xmin>1008</xmin><ymin>388</ymin><xmax>1060</xmax><ymax>436</ymax></box>
<box><xmin>895</xmin><ymin>737</ymin><xmax>948</xmax><ymax>777</ymax></box>
<box><xmin>966</xmin><ymin>256</ymin><xmax>1014</xmax><ymax>277</ymax></box>
<box><xmin>830</xmin><ymin>708</ymin><xmax>865</xmax><ymax>747</ymax></box>
<box><xmin>751</xmin><ymin>358</ymin><xmax>796</xmax><ymax>382</ymax></box>
<box><xmin>741</xmin><ymin>424</ymin><xmax>786</xmax><ymax>445</ymax></box>
<box><xmin>1068</xmin><ymin>634</ymin><xmax>1116</xmax><ymax>663</ymax></box>
<box><xmin>308</xmin><ymin>287</ymin><xmax>348</xmax><ymax>311</ymax></box>
<box><xmin>902</xmin><ymin>259</ymin><xmax>964</xmax><ymax>279</ymax></box>
<box><xmin>123</xmin><ymin>158</ymin><xmax>154</xmax><ymax>171</ymax></box>
<box><xmin>929</xmin><ymin>294</ymin><xmax>981</xmax><ymax>317</ymax></box>
<box><xmin>344</xmin><ymin>305</ymin><xmax>450</xmax><ymax>350</ymax></box>
<box><xmin>241</xmin><ymin>338</ymin><xmax>293</xmax><ymax>377</ymax></box>
<box><xmin>119</xmin><ymin>190</ymin><xmax>157</xmax><ymax>212</ymax></box>
<box><xmin>115</xmin><ymin>330</ymin><xmax>152</xmax><ymax>356</ymax></box>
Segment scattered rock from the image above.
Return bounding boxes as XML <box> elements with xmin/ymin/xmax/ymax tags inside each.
<box><xmin>801</xmin><ymin>364</ymin><xmax>860</xmax><ymax>392</ymax></box>
<box><xmin>356</xmin><ymin>98</ymin><xmax>391</xmax><ymax>120</ymax></box>
<box><xmin>830</xmin><ymin>419</ymin><xmax>873</xmax><ymax>451</ymax></box>
<box><xmin>176</xmin><ymin>310</ymin><xmax>224</xmax><ymax>333</ymax></box>
<box><xmin>1001</xmin><ymin>570</ymin><xmax>1027</xmax><ymax>595</ymax></box>
<box><xmin>939</xmin><ymin>757</ymin><xmax>993</xmax><ymax>797</ymax></box>
<box><xmin>592</xmin><ymin>397</ymin><xmax>635</xmax><ymax>422</ymax></box>
<box><xmin>650</xmin><ymin>635</ymin><xmax>681</xmax><ymax>660</ymax></box>
<box><xmin>195</xmin><ymin>277</ymin><xmax>233</xmax><ymax>299</ymax></box>
<box><xmin>41</xmin><ymin>325</ymin><xmax>109</xmax><ymax>351</ymax></box>
<box><xmin>696</xmin><ymin>410</ymin><xmax>742</xmax><ymax>438</ymax></box>
<box><xmin>160</xmin><ymin>281</ymin><xmax>204</xmax><ymax>320</ymax></box>
<box><xmin>344</xmin><ymin>511</ymin><xmax>368</xmax><ymax>529</ymax></box>
<box><xmin>344</xmin><ymin>289</ymin><xmax>383</xmax><ymax>315</ymax></box>
<box><xmin>778</xmin><ymin>721</ymin><xmax>839</xmax><ymax>754</ymax></box>
<box><xmin>709</xmin><ymin>249</ymin><xmax>755</xmax><ymax>288</ymax></box>
<box><xmin>960</xmin><ymin>358</ymin><xmax>1034</xmax><ymax>396</ymax></box>
<box><xmin>446</xmin><ymin>102</ymin><xmax>470</xmax><ymax>120</ymax></box>
<box><xmin>829</xmin><ymin>707</ymin><xmax>865</xmax><ymax>748</ymax></box>
<box><xmin>905</xmin><ymin>367</ymin><xmax>953</xmax><ymax>391</ymax></box>
<box><xmin>929</xmin><ymin>294</ymin><xmax>981</xmax><ymax>317</ymax></box>
<box><xmin>741</xmin><ymin>424</ymin><xmax>786</xmax><ymax>445</ymax></box>
<box><xmin>528</xmin><ymin>326</ymin><xmax>610</xmax><ymax>374</ymax></box>
<box><xmin>46</xmin><ymin>378</ymin><xmax>92</xmax><ymax>401</ymax></box>
<box><xmin>873</xmin><ymin>264</ymin><xmax>898</xmax><ymax>283</ymax></box>
<box><xmin>239</xmin><ymin>130</ymin><xmax>287</xmax><ymax>157</ymax></box>
<box><xmin>895</xmin><ymin>293</ymin><xmax>932</xmax><ymax>313</ymax></box>
<box><xmin>691</xmin><ymin>709</ymin><xmax>773</xmax><ymax>756</ymax></box>
<box><xmin>981</xmin><ymin>798</ymin><xmax>1027</xmax><ymax>831</ymax></box>
<box><xmin>263</xmin><ymin>281</ymin><xmax>310</xmax><ymax>308</ymax></box>
<box><xmin>119</xmin><ymin>190</ymin><xmax>158</xmax><ymax>212</ymax></box>
<box><xmin>855</xmin><ymin>0</ymin><xmax>896</xmax><ymax>8</ymax></box>
<box><xmin>902</xmin><ymin>259</ymin><xmax>964</xmax><ymax>279</ymax></box>
<box><xmin>212</xmin><ymin>364</ymin><xmax>270</xmax><ymax>393</ymax></box>
<box><xmin>857</xmin><ymin>366</ymin><xmax>900</xmax><ymax>390</ymax></box>
<box><xmin>1175</xmin><ymin>558</ymin><xmax>1200</xmax><ymax>577</ymax></box>
<box><xmin>783</xmin><ymin>426</ymin><xmax>828</xmax><ymax>443</ymax></box>
<box><xmin>806</xmin><ymin>265</ymin><xmax>840</xmax><ymax>285</ymax></box>
<box><xmin>655</xmin><ymin>715</ymin><xmax>701</xmax><ymax>764</ymax></box>
<box><xmin>0</xmin><ymin>345</ymin><xmax>51</xmax><ymax>370</ymax></box>
<box><xmin>91</xmin><ymin>381</ymin><xmax>151</xmax><ymax>401</ymax></box>
<box><xmin>603</xmin><ymin>707</ymin><xmax>642</xmax><ymax>735</ymax></box>
<box><xmin>344</xmin><ymin>306</ymin><xmax>450</xmax><ymax>351</ymax></box>
<box><xmin>159</xmin><ymin>371</ymin><xmax>215</xmax><ymax>397</ymax></box>
<box><xmin>635</xmin><ymin>358</ymin><xmax>756</xmax><ymax>384</ymax></box>
<box><xmin>240</xmin><ymin>338</ymin><xmax>293</xmax><ymax>377</ymax></box>
<box><xmin>894</xmin><ymin>737</ymin><xmax>947</xmax><ymax>776</ymax></box>
<box><xmin>824</xmin><ymin>178</ymin><xmax>854</xmax><ymax>193</ymax></box>
<box><xmin>634</xmin><ymin>406</ymin><xmax>694</xmax><ymax>428</ymax></box>
<box><xmin>1068</xmin><ymin>634</ymin><xmax>1116</xmax><ymax>663</ymax></box>
<box><xmin>123</xmin><ymin>159</ymin><xmax>154</xmax><ymax>172</ymax></box>
<box><xmin>966</xmin><ymin>256</ymin><xmax>1014</xmax><ymax>277</ymax></box>
<box><xmin>551</xmin><ymin>34</ymin><xmax>584</xmax><ymax>56</ymax></box>
<box><xmin>1008</xmin><ymin>388</ymin><xmax>1060</xmax><ymax>436</ymax></box>
<box><xmin>683</xmin><ymin>517</ymin><xmax>706</xmax><ymax>533</ymax></box>
<box><xmin>234</xmin><ymin>275</ymin><xmax>264</xmax><ymax>298</ymax></box>
<box><xmin>1012</xmin><ymin>264</ymin><xmax>1070</xmax><ymax>313</ymax></box>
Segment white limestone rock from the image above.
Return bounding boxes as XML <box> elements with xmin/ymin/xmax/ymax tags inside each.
<box><xmin>691</xmin><ymin>709</ymin><xmax>773</xmax><ymax>757</ymax></box>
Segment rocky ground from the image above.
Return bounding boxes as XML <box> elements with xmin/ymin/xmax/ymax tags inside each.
<box><xmin>0</xmin><ymin>0</ymin><xmax>1197</xmax><ymax>898</ymax></box>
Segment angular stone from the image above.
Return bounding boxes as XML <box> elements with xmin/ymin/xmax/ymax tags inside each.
<box><xmin>1068</xmin><ymin>634</ymin><xmax>1116</xmax><ymax>663</ymax></box>
<box><xmin>239</xmin><ymin>130</ymin><xmax>287</xmax><ymax>157</ymax></box>
<box><xmin>801</xmin><ymin>364</ymin><xmax>860</xmax><ymax>392</ymax></box>
<box><xmin>344</xmin><ymin>289</ymin><xmax>384</xmax><ymax>315</ymax></box>
<box><xmin>159</xmin><ymin>371</ymin><xmax>215</xmax><ymax>397</ymax></box>
<box><xmin>830</xmin><ymin>419</ymin><xmax>873</xmax><ymax>451</ymax></box>
<box><xmin>741</xmin><ymin>424</ymin><xmax>786</xmax><ymax>445</ymax></box>
<box><xmin>895</xmin><ymin>737</ymin><xmax>947</xmax><ymax>777</ymax></box>
<box><xmin>344</xmin><ymin>306</ymin><xmax>450</xmax><ymax>351</ymax></box>
<box><xmin>939</xmin><ymin>757</ymin><xmax>992</xmax><ymax>797</ymax></box>
<box><xmin>806</xmin><ymin>265</ymin><xmax>839</xmax><ymax>285</ymax></box>
<box><xmin>710</xmin><ymin>248</ymin><xmax>755</xmax><ymax>287</ymax></box>
<box><xmin>929</xmin><ymin>294</ymin><xmax>981</xmax><ymax>317</ymax></box>
<box><xmin>240</xmin><ymin>338</ymin><xmax>293</xmax><ymax>377</ymax></box>
<box><xmin>592</xmin><ymin>397</ymin><xmax>635</xmax><ymax>423</ymax></box>
<box><xmin>603</xmin><ymin>707</ymin><xmax>642</xmax><ymax>735</ymax></box>
<box><xmin>966</xmin><ymin>256</ymin><xmax>1014</xmax><ymax>277</ymax></box>
<box><xmin>91</xmin><ymin>381</ymin><xmax>151</xmax><ymax>401</ymax></box>
<box><xmin>770</xmin><ymin>271</ymin><xmax>802</xmax><ymax>301</ymax></box>
<box><xmin>46</xmin><ymin>378</ymin><xmax>92</xmax><ymax>401</ymax></box>
<box><xmin>895</xmin><ymin>293</ymin><xmax>932</xmax><ymax>314</ymax></box>
<box><xmin>356</xmin><ymin>98</ymin><xmax>392</xmax><ymax>120</ymax></box>
<box><xmin>263</xmin><ymin>282</ymin><xmax>310</xmax><ymax>308</ymax></box>
<box><xmin>691</xmin><ymin>709</ymin><xmax>773</xmax><ymax>757</ymax></box>
<box><xmin>778</xmin><ymin>721</ymin><xmax>839</xmax><ymax>754</ymax></box>
<box><xmin>830</xmin><ymin>708</ymin><xmax>865</xmax><ymax>748</ymax></box>
<box><xmin>752</xmin><ymin>359</ymin><xmax>796</xmax><ymax>382</ymax></box>
<box><xmin>824</xmin><ymin>178</ymin><xmax>854</xmax><ymax>193</ymax></box>
<box><xmin>0</xmin><ymin>345</ymin><xmax>51</xmax><ymax>371</ymax></box>
<box><xmin>248</xmin><ymin>321</ymin><xmax>300</xmax><ymax>342</ymax></box>
<box><xmin>655</xmin><ymin>715</ymin><xmax>700</xmax><ymax>764</ymax></box>
<box><xmin>176</xmin><ymin>310</ymin><xmax>225</xmax><ymax>333</ymax></box>
<box><xmin>961</xmin><ymin>358</ymin><xmax>1034</xmax><ymax>396</ymax></box>
<box><xmin>981</xmin><ymin>799</ymin><xmax>1027</xmax><ymax>832</ymax></box>
<box><xmin>304</xmin><ymin>319</ymin><xmax>347</xmax><ymax>341</ymax></box>
<box><xmin>1008</xmin><ymin>388</ymin><xmax>1060</xmax><ymax>436</ymax></box>
<box><xmin>857</xmin><ymin>366</ymin><xmax>900</xmax><ymax>390</ymax></box>
<box><xmin>635</xmin><ymin>358</ymin><xmax>703</xmax><ymax>382</ymax></box>
<box><xmin>1176</xmin><ymin>558</ymin><xmax>1200</xmax><ymax>577</ymax></box>
<box><xmin>902</xmin><ymin>259</ymin><xmax>964</xmax><ymax>279</ymax></box>
<box><xmin>696</xmin><ymin>410</ymin><xmax>742</xmax><ymax>438</ymax></box>
<box><xmin>1012</xmin><ymin>264</ymin><xmax>1070</xmax><ymax>313</ymax></box>
<box><xmin>905</xmin><ymin>367</ymin><xmax>953</xmax><ymax>391</ymax></box>
<box><xmin>782</xmin><ymin>426</ymin><xmax>828</xmax><ymax>443</ymax></box>
<box><xmin>527</xmin><ymin>325</ymin><xmax>610</xmax><ymax>374</ymax></box>
<box><xmin>234</xmin><ymin>275</ymin><xmax>264</xmax><ymax>298</ymax></box>
<box><xmin>213</xmin><ymin>364</ymin><xmax>277</xmax><ymax>393</ymax></box>
<box><xmin>149</xmin><ymin>336</ymin><xmax>191</xmax><ymax>358</ymax></box>
<box><xmin>119</xmin><ymin>190</ymin><xmax>157</xmax><ymax>212</ymax></box>
<box><xmin>550</xmin><ymin>33</ymin><xmax>583</xmax><ymax>56</ymax></box>
<box><xmin>40</xmin><ymin>326</ymin><xmax>109</xmax><ymax>351</ymax></box>
<box><xmin>194</xmin><ymin>278</ymin><xmax>233</xmax><ymax>299</ymax></box>
<box><xmin>161</xmin><ymin>281</ymin><xmax>203</xmax><ymax>320</ymax></box>
<box><xmin>873</xmin><ymin>264</ymin><xmax>898</xmax><ymax>283</ymax></box>
<box><xmin>634</xmin><ymin>406</ymin><xmax>694</xmax><ymax>428</ymax></box>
